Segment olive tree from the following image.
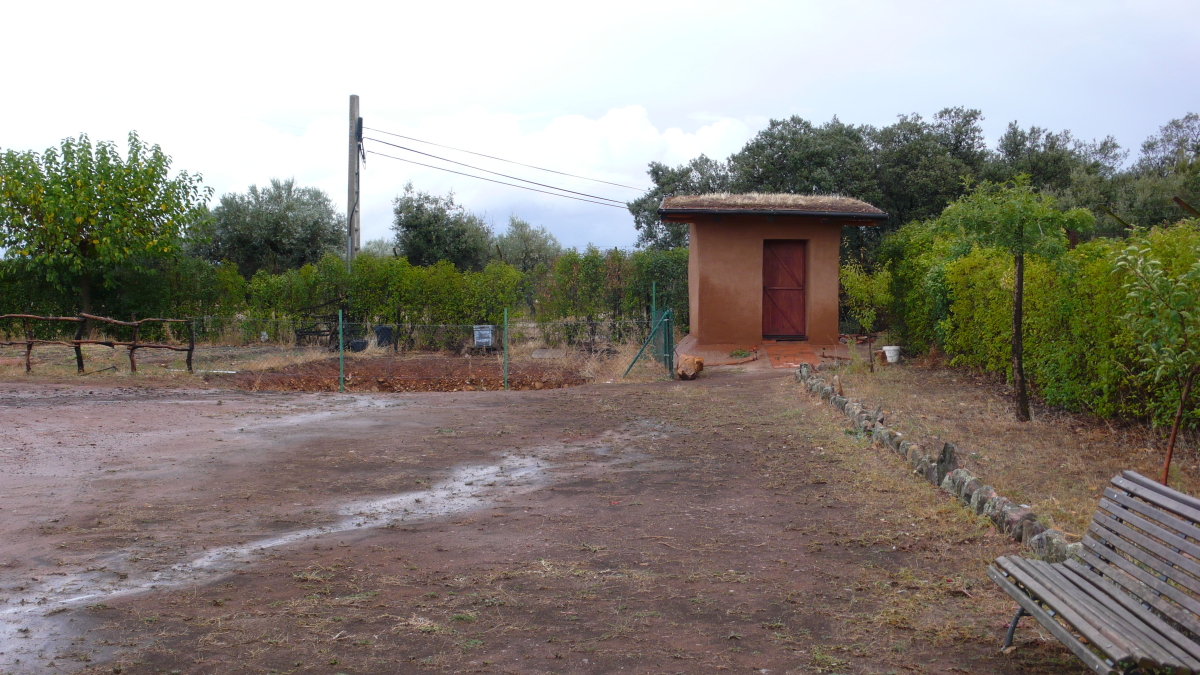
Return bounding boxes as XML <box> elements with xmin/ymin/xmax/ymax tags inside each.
<box><xmin>494</xmin><ymin>216</ymin><xmax>561</xmax><ymax>272</ymax></box>
<box><xmin>188</xmin><ymin>178</ymin><xmax>345</xmax><ymax>277</ymax></box>
<box><xmin>391</xmin><ymin>183</ymin><xmax>492</xmax><ymax>271</ymax></box>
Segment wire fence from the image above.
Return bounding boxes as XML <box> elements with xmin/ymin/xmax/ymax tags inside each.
<box><xmin>0</xmin><ymin>314</ymin><xmax>679</xmax><ymax>390</ymax></box>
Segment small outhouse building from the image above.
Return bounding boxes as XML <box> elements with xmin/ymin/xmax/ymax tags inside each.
<box><xmin>659</xmin><ymin>193</ymin><xmax>887</xmax><ymax>357</ymax></box>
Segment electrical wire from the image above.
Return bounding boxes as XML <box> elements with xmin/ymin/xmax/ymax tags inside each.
<box><xmin>365</xmin><ymin>150</ymin><xmax>626</xmax><ymax>209</ymax></box>
<box><xmin>364</xmin><ymin>137</ymin><xmax>626</xmax><ymax>204</ymax></box>
<box><xmin>363</xmin><ymin>126</ymin><xmax>647</xmax><ymax>191</ymax></box>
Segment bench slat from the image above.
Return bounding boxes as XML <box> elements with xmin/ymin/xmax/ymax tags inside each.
<box><xmin>1088</xmin><ymin>518</ymin><xmax>1200</xmax><ymax>594</ymax></box>
<box><xmin>1104</xmin><ymin>487</ymin><xmax>1200</xmax><ymax>552</ymax></box>
<box><xmin>1009</xmin><ymin>558</ymin><xmax>1163</xmax><ymax>669</ymax></box>
<box><xmin>1078</xmin><ymin>542</ymin><xmax>1200</xmax><ymax>636</ymax></box>
<box><xmin>1113</xmin><ymin>475</ymin><xmax>1200</xmax><ymax>529</ymax></box>
<box><xmin>1098</xmin><ymin>498</ymin><xmax>1200</xmax><ymax>568</ymax></box>
<box><xmin>1065</xmin><ymin>558</ymin><xmax>1200</xmax><ymax>665</ymax></box>
<box><xmin>990</xmin><ymin>472</ymin><xmax>1200</xmax><ymax>673</ymax></box>
<box><xmin>1030</xmin><ymin>559</ymin><xmax>1194</xmax><ymax>671</ymax></box>
<box><xmin>1122</xmin><ymin>471</ymin><xmax>1200</xmax><ymax>515</ymax></box>
<box><xmin>995</xmin><ymin>556</ymin><xmax>1136</xmax><ymax>664</ymax></box>
<box><xmin>987</xmin><ymin>565</ymin><xmax>1117</xmax><ymax>675</ymax></box>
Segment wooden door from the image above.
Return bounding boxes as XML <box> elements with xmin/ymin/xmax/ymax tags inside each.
<box><xmin>762</xmin><ymin>240</ymin><xmax>806</xmax><ymax>339</ymax></box>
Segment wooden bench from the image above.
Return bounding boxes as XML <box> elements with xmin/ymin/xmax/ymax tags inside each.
<box><xmin>989</xmin><ymin>471</ymin><xmax>1200</xmax><ymax>674</ymax></box>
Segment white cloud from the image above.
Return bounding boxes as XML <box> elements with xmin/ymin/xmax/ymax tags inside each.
<box><xmin>1</xmin><ymin>0</ymin><xmax>1197</xmax><ymax>251</ymax></box>
<box><xmin>356</xmin><ymin>105</ymin><xmax>753</xmax><ymax>248</ymax></box>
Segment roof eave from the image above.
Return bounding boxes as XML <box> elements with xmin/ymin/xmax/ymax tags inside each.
<box><xmin>657</xmin><ymin>207</ymin><xmax>888</xmax><ymax>221</ymax></box>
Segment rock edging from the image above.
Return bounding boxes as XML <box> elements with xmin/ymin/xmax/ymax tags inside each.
<box><xmin>795</xmin><ymin>364</ymin><xmax>1078</xmax><ymax>563</ymax></box>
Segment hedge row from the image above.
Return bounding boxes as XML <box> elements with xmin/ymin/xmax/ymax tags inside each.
<box><xmin>0</xmin><ymin>246</ymin><xmax>689</xmax><ymax>334</ymax></box>
<box><xmin>881</xmin><ymin>218</ymin><xmax>1200</xmax><ymax>429</ymax></box>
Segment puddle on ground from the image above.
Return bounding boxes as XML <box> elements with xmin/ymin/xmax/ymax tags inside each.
<box><xmin>0</xmin><ymin>454</ymin><xmax>545</xmax><ymax>673</ymax></box>
<box><xmin>0</xmin><ymin>419</ymin><xmax>672</xmax><ymax>673</ymax></box>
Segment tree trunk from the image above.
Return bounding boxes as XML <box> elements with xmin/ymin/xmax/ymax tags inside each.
<box><xmin>79</xmin><ymin>274</ymin><xmax>93</xmax><ymax>338</ymax></box>
<box><xmin>1012</xmin><ymin>253</ymin><xmax>1031</xmax><ymax>422</ymax></box>
<box><xmin>1162</xmin><ymin>370</ymin><xmax>1196</xmax><ymax>485</ymax></box>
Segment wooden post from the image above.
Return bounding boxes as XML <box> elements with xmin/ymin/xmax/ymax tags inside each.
<box><xmin>23</xmin><ymin>318</ymin><xmax>32</xmax><ymax>373</ymax></box>
<box><xmin>347</xmin><ymin>94</ymin><xmax>361</xmax><ymax>267</ymax></box>
<box><xmin>73</xmin><ymin>318</ymin><xmax>85</xmax><ymax>373</ymax></box>
<box><xmin>186</xmin><ymin>319</ymin><xmax>196</xmax><ymax>374</ymax></box>
<box><xmin>129</xmin><ymin>320</ymin><xmax>139</xmax><ymax>373</ymax></box>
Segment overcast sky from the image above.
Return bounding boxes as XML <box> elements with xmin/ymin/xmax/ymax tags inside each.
<box><xmin>2</xmin><ymin>1</ymin><xmax>1197</xmax><ymax>250</ymax></box>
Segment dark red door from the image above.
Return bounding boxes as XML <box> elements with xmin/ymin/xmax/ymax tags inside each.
<box><xmin>762</xmin><ymin>240</ymin><xmax>807</xmax><ymax>339</ymax></box>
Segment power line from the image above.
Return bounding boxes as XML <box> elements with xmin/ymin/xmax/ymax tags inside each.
<box><xmin>364</xmin><ymin>137</ymin><xmax>626</xmax><ymax>204</ymax></box>
<box><xmin>363</xmin><ymin>126</ymin><xmax>647</xmax><ymax>192</ymax></box>
<box><xmin>365</xmin><ymin>150</ymin><xmax>626</xmax><ymax>209</ymax></box>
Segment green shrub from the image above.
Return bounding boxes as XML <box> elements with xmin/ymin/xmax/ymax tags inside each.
<box><xmin>3</xmin><ymin>243</ymin><xmax>690</xmax><ymax>348</ymax></box>
<box><xmin>877</xmin><ymin>217</ymin><xmax>1200</xmax><ymax>429</ymax></box>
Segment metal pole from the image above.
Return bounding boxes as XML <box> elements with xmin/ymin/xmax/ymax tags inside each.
<box><xmin>347</xmin><ymin>94</ymin><xmax>361</xmax><ymax>269</ymax></box>
<box><xmin>338</xmin><ymin>309</ymin><xmax>345</xmax><ymax>393</ymax></box>
<box><xmin>503</xmin><ymin>307</ymin><xmax>509</xmax><ymax>391</ymax></box>
<box><xmin>623</xmin><ymin>312</ymin><xmax>667</xmax><ymax>379</ymax></box>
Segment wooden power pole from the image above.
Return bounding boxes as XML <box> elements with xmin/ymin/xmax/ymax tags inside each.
<box><xmin>347</xmin><ymin>94</ymin><xmax>362</xmax><ymax>265</ymax></box>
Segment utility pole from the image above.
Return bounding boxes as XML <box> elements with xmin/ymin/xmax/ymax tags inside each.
<box><xmin>347</xmin><ymin>94</ymin><xmax>362</xmax><ymax>267</ymax></box>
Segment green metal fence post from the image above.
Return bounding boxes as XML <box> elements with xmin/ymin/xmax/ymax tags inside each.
<box><xmin>623</xmin><ymin>311</ymin><xmax>668</xmax><ymax>379</ymax></box>
<box><xmin>503</xmin><ymin>308</ymin><xmax>509</xmax><ymax>391</ymax></box>
<box><xmin>338</xmin><ymin>309</ymin><xmax>345</xmax><ymax>393</ymax></box>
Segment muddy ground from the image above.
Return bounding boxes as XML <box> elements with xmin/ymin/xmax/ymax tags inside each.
<box><xmin>0</xmin><ymin>364</ymin><xmax>1088</xmax><ymax>675</ymax></box>
<box><xmin>212</xmin><ymin>355</ymin><xmax>588</xmax><ymax>393</ymax></box>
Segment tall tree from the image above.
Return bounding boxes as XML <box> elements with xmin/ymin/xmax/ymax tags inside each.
<box><xmin>627</xmin><ymin>156</ymin><xmax>729</xmax><ymax>249</ymax></box>
<box><xmin>938</xmin><ymin>177</ymin><xmax>1093</xmax><ymax>420</ymax></box>
<box><xmin>871</xmin><ymin>111</ymin><xmax>981</xmax><ymax>229</ymax></box>
<box><xmin>985</xmin><ymin>122</ymin><xmax>1125</xmax><ymax>193</ymax></box>
<box><xmin>494</xmin><ymin>216</ymin><xmax>561</xmax><ymax>272</ymax></box>
<box><xmin>359</xmin><ymin>237</ymin><xmax>396</xmax><ymax>257</ymax></box>
<box><xmin>0</xmin><ymin>132</ymin><xmax>209</xmax><ymax>314</ymax></box>
<box><xmin>188</xmin><ymin>178</ymin><xmax>344</xmax><ymax>278</ymax></box>
<box><xmin>1055</xmin><ymin>114</ymin><xmax>1197</xmax><ymax>232</ymax></box>
<box><xmin>728</xmin><ymin>116</ymin><xmax>878</xmax><ymax>198</ymax></box>
<box><xmin>1136</xmin><ymin>113</ymin><xmax>1200</xmax><ymax>177</ymax></box>
<box><xmin>391</xmin><ymin>183</ymin><xmax>492</xmax><ymax>271</ymax></box>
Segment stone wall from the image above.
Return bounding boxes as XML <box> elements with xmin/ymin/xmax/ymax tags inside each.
<box><xmin>795</xmin><ymin>364</ymin><xmax>1078</xmax><ymax>563</ymax></box>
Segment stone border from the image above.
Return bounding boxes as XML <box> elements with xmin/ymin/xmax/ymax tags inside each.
<box><xmin>795</xmin><ymin>364</ymin><xmax>1078</xmax><ymax>563</ymax></box>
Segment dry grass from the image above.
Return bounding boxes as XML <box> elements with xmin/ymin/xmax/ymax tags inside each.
<box><xmin>0</xmin><ymin>343</ymin><xmax>197</xmax><ymax>381</ymax></box>
<box><xmin>830</xmin><ymin>358</ymin><xmax>1200</xmax><ymax>536</ymax></box>
<box><xmin>661</xmin><ymin>192</ymin><xmax>886</xmax><ymax>215</ymax></box>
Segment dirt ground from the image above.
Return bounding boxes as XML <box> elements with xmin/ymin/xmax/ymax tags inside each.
<box><xmin>0</xmin><ymin>362</ymin><xmax>1091</xmax><ymax>675</ymax></box>
<box><xmin>213</xmin><ymin>356</ymin><xmax>588</xmax><ymax>393</ymax></box>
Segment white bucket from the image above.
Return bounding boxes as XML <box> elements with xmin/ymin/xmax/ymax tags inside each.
<box><xmin>882</xmin><ymin>346</ymin><xmax>901</xmax><ymax>363</ymax></box>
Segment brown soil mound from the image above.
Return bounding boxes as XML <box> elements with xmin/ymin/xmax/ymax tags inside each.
<box><xmin>210</xmin><ymin>355</ymin><xmax>587</xmax><ymax>392</ymax></box>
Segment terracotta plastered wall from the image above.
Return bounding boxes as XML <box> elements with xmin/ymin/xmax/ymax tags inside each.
<box><xmin>685</xmin><ymin>215</ymin><xmax>843</xmax><ymax>346</ymax></box>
